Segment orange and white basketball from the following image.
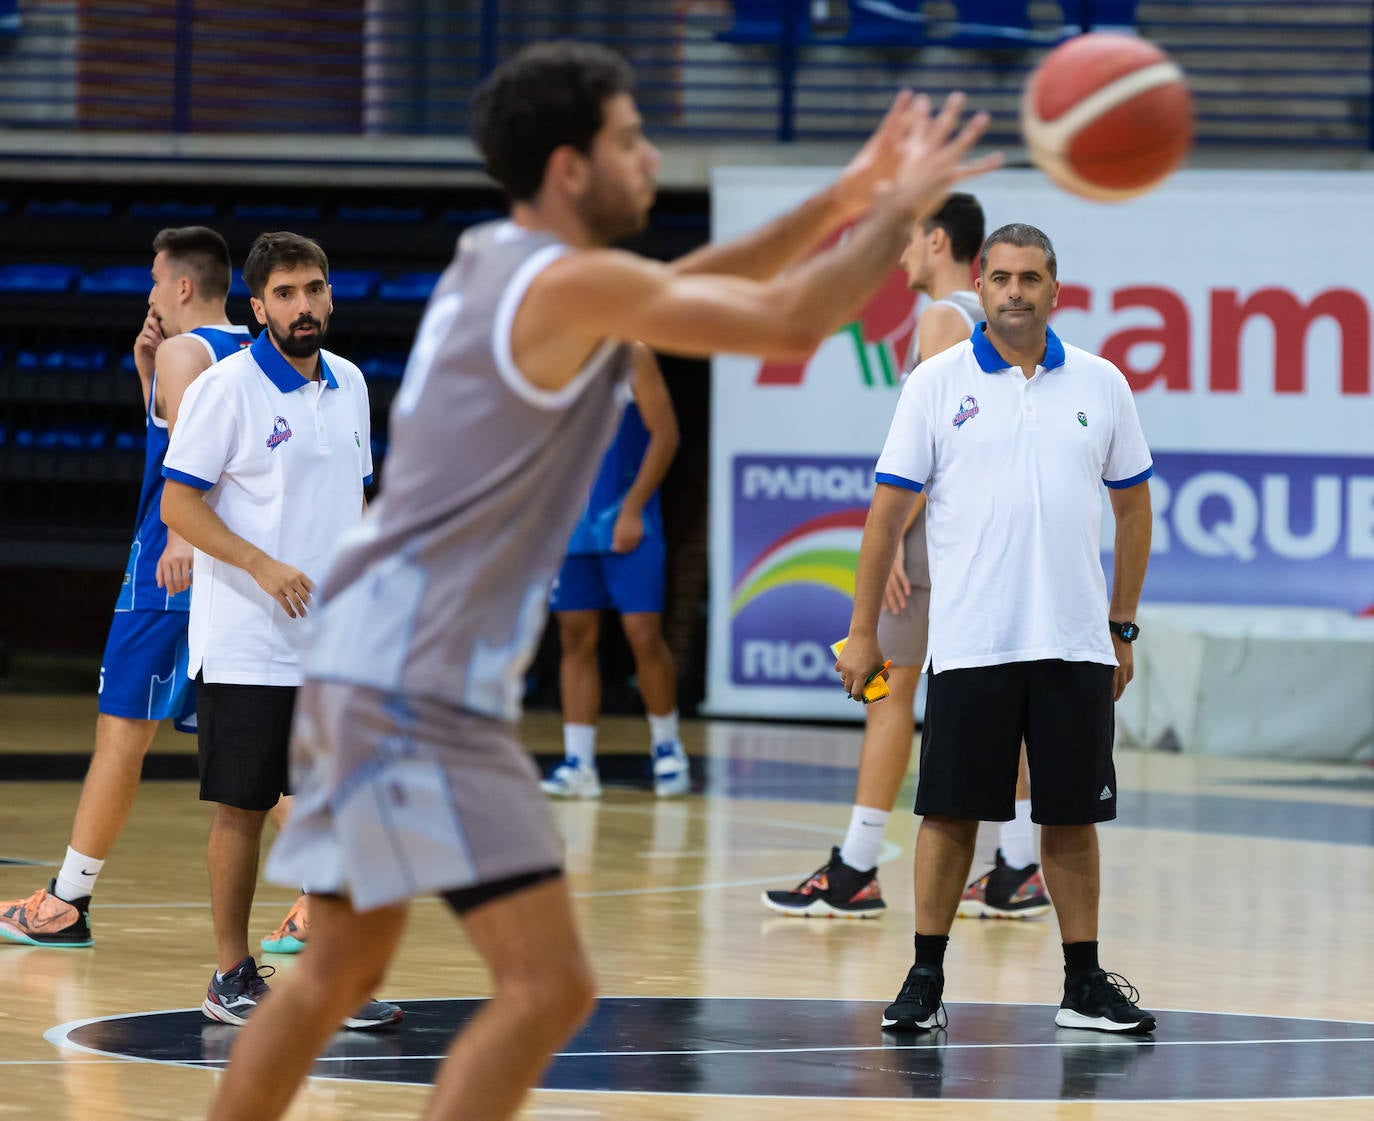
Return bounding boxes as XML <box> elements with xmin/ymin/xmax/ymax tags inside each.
<box><xmin>1021</xmin><ymin>32</ymin><xmax>1193</xmax><ymax>202</ymax></box>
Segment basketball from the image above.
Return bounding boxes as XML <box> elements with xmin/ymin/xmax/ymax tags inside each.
<box><xmin>1021</xmin><ymin>32</ymin><xmax>1193</xmax><ymax>202</ymax></box>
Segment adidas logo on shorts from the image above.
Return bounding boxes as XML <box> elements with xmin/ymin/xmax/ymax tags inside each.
<box><xmin>1099</xmin><ymin>785</ymin><xmax>1113</xmax><ymax>801</ymax></box>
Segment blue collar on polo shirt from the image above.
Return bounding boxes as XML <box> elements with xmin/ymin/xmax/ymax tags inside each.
<box><xmin>970</xmin><ymin>321</ymin><xmax>1067</xmax><ymax>373</ymax></box>
<box><xmin>250</xmin><ymin>328</ymin><xmax>339</xmax><ymax>392</ymax></box>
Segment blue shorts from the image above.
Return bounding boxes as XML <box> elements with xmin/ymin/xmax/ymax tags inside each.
<box><xmin>550</xmin><ymin>536</ymin><xmax>666</xmax><ymax>615</ymax></box>
<box><xmin>98</xmin><ymin>610</ymin><xmax>197</xmax><ymax>732</ymax></box>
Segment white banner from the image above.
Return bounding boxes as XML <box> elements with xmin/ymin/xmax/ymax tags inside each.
<box><xmin>706</xmin><ymin>168</ymin><xmax>1374</xmax><ymax>718</ymax></box>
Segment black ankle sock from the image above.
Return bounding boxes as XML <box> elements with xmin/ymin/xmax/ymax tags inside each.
<box><xmin>1063</xmin><ymin>940</ymin><xmax>1100</xmax><ymax>980</ymax></box>
<box><xmin>914</xmin><ymin>932</ymin><xmax>949</xmax><ymax>970</ymax></box>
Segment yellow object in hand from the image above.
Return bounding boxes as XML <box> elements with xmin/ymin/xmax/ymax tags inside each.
<box><xmin>830</xmin><ymin>639</ymin><xmax>892</xmax><ymax>704</ymax></box>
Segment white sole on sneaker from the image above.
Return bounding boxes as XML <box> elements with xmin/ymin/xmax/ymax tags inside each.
<box><xmin>880</xmin><ymin>1012</ymin><xmax>940</xmax><ymax>1030</ymax></box>
<box><xmin>202</xmin><ymin>999</ymin><xmax>250</xmax><ymax>1027</ymax></box>
<box><xmin>342</xmin><ymin>1007</ymin><xmax>404</xmax><ymax>1030</ymax></box>
<box><xmin>956</xmin><ymin>898</ymin><xmax>1052</xmax><ymax>919</ymax></box>
<box><xmin>1055</xmin><ymin>1007</ymin><xmax>1155</xmax><ymax>1033</ymax></box>
<box><xmin>539</xmin><ymin>779</ymin><xmax>602</xmax><ymax>799</ymax></box>
<box><xmin>653</xmin><ymin>772</ymin><xmax>690</xmax><ymax>797</ymax></box>
<box><xmin>759</xmin><ymin>891</ymin><xmax>885</xmax><ymax>919</ymax></box>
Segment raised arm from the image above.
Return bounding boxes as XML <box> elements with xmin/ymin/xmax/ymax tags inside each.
<box><xmin>151</xmin><ymin>334</ymin><xmax>217</xmax><ymax>596</ymax></box>
<box><xmin>132</xmin><ymin>312</ymin><xmax>164</xmax><ymax>414</ymax></box>
<box><xmin>669</xmin><ymin>91</ymin><xmax>922</xmax><ymax>281</ymax></box>
<box><xmin>518</xmin><ymin>95</ymin><xmax>998</xmax><ymax>385</ymax></box>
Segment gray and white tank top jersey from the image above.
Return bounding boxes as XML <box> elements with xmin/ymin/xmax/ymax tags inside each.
<box><xmin>897</xmin><ymin>290</ymin><xmax>982</xmax><ymax>587</ymax></box>
<box><xmin>306</xmin><ymin>221</ymin><xmax>634</xmax><ymax>722</ymax></box>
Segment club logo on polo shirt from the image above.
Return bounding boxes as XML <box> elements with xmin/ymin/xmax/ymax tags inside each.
<box><xmin>952</xmin><ymin>395</ymin><xmax>980</xmax><ymax>428</ymax></box>
<box><xmin>1077</xmin><ymin>411</ymin><xmax>1088</xmax><ymax>427</ymax></box>
<box><xmin>266</xmin><ymin>416</ymin><xmax>293</xmax><ymax>450</ymax></box>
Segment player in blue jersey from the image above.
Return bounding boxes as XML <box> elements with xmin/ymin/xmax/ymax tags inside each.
<box><xmin>540</xmin><ymin>344</ymin><xmax>687</xmax><ymax>798</ymax></box>
<box><xmin>0</xmin><ymin>227</ymin><xmax>259</xmax><ymax>948</ymax></box>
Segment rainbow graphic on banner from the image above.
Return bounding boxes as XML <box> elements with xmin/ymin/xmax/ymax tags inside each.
<box><xmin>731</xmin><ymin>509</ymin><xmax>867</xmax><ymax>616</ymax></box>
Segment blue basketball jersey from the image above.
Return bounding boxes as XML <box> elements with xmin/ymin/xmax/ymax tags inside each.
<box><xmin>116</xmin><ymin>325</ymin><xmax>252</xmax><ymax>612</ymax></box>
<box><xmin>565</xmin><ymin>401</ymin><xmax>663</xmax><ymax>556</ymax></box>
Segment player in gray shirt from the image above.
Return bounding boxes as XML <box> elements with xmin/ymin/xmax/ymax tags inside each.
<box><xmin>207</xmin><ymin>41</ymin><xmax>999</xmax><ymax>1121</ymax></box>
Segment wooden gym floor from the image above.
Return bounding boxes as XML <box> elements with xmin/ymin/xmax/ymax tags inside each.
<box><xmin>2</xmin><ymin>693</ymin><xmax>1372</xmax><ymax>1120</ymax></box>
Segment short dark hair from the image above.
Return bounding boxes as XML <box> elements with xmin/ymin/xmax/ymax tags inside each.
<box><xmin>923</xmin><ymin>193</ymin><xmax>984</xmax><ymax>266</ymax></box>
<box><xmin>471</xmin><ymin>41</ymin><xmax>636</xmax><ymax>202</ymax></box>
<box><xmin>152</xmin><ymin>226</ymin><xmax>231</xmax><ymax>301</ymax></box>
<box><xmin>242</xmin><ymin>231</ymin><xmax>330</xmax><ymax>300</ymax></box>
<box><xmin>979</xmin><ymin>222</ymin><xmax>1058</xmax><ymax>279</ymax></box>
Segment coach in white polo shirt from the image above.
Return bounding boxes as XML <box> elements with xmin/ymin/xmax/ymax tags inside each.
<box><xmin>161</xmin><ymin>232</ymin><xmax>395</xmax><ymax>1030</ymax></box>
<box><xmin>837</xmin><ymin>223</ymin><xmax>1155</xmax><ymax>1038</ymax></box>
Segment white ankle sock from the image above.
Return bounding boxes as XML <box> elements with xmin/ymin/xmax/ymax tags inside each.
<box><xmin>1000</xmin><ymin>800</ymin><xmax>1036</xmax><ymax>870</ymax></box>
<box><xmin>647</xmin><ymin>710</ymin><xmax>679</xmax><ymax>748</ymax></box>
<box><xmin>563</xmin><ymin>724</ymin><xmax>597</xmax><ymax>768</ymax></box>
<box><xmin>838</xmin><ymin>805</ymin><xmax>888</xmax><ymax>873</ymax></box>
<box><xmin>55</xmin><ymin>846</ymin><xmax>103</xmax><ymax>902</ymax></box>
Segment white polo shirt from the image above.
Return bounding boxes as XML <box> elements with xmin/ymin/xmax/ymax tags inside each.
<box><xmin>163</xmin><ymin>331</ymin><xmax>373</xmax><ymax>686</ymax></box>
<box><xmin>874</xmin><ymin>323</ymin><xmax>1152</xmax><ymax>673</ymax></box>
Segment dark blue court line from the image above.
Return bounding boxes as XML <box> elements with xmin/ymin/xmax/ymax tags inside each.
<box><xmin>705</xmin><ymin>759</ymin><xmax>1374</xmax><ymax>848</ymax></box>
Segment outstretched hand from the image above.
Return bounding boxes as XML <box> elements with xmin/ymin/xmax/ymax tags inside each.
<box><xmin>890</xmin><ymin>92</ymin><xmax>1003</xmax><ymax>221</ymax></box>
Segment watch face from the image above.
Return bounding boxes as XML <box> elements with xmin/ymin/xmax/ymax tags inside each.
<box><xmin>1119</xmin><ymin>622</ymin><xmax>1139</xmax><ymax>641</ymax></box>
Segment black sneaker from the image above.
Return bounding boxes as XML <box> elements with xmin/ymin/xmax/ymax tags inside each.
<box><xmin>761</xmin><ymin>847</ymin><xmax>886</xmax><ymax>919</ymax></box>
<box><xmin>203</xmin><ymin>956</ymin><xmax>274</xmax><ymax>1025</ymax></box>
<box><xmin>342</xmin><ymin>997</ymin><xmax>404</xmax><ymax>1030</ymax></box>
<box><xmin>958</xmin><ymin>849</ymin><xmax>1052</xmax><ymax>919</ymax></box>
<box><xmin>881</xmin><ymin>963</ymin><xmax>947</xmax><ymax>1031</ymax></box>
<box><xmin>1055</xmin><ymin>969</ymin><xmax>1156</xmax><ymax>1034</ymax></box>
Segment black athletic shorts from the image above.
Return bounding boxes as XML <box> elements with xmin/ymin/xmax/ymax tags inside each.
<box><xmin>915</xmin><ymin>659</ymin><xmax>1117</xmax><ymax>826</ymax></box>
<box><xmin>195</xmin><ymin>672</ymin><xmax>295</xmax><ymax>811</ymax></box>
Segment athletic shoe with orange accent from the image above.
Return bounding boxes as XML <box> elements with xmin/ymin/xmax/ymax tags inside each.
<box><xmin>261</xmin><ymin>894</ymin><xmax>309</xmax><ymax>954</ymax></box>
<box><xmin>0</xmin><ymin>880</ymin><xmax>93</xmax><ymax>947</ymax></box>
<box><xmin>958</xmin><ymin>849</ymin><xmax>1052</xmax><ymax>919</ymax></box>
<box><xmin>761</xmin><ymin>847</ymin><xmax>886</xmax><ymax>918</ymax></box>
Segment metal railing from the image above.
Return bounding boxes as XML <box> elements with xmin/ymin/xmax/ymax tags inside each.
<box><xmin>0</xmin><ymin>1</ymin><xmax>1370</xmax><ymax>149</ymax></box>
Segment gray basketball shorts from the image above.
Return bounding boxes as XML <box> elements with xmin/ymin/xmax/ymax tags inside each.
<box><xmin>265</xmin><ymin>679</ymin><xmax>563</xmax><ymax>913</ymax></box>
<box><xmin>876</xmin><ymin>521</ymin><xmax>932</xmax><ymax>668</ymax></box>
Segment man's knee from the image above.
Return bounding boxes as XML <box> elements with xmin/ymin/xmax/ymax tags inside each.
<box><xmin>620</xmin><ymin>613</ymin><xmax>666</xmax><ymax>657</ymax></box>
<box><xmin>557</xmin><ymin>614</ymin><xmax>601</xmax><ymax>659</ymax></box>
<box><xmin>497</xmin><ymin>950</ymin><xmax>597</xmax><ymax>1028</ymax></box>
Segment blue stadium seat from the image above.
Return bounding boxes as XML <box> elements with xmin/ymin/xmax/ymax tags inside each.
<box><xmin>327</xmin><ymin>269</ymin><xmax>381</xmax><ymax>302</ymax></box>
<box><xmin>441</xmin><ymin>207</ymin><xmax>504</xmax><ymax>228</ymax></box>
<box><xmin>336</xmin><ymin>205</ymin><xmax>425</xmax><ymax>224</ymax></box>
<box><xmin>231</xmin><ymin>203</ymin><xmax>321</xmax><ymax>223</ymax></box>
<box><xmin>129</xmin><ymin>200</ymin><xmax>217</xmax><ymax>220</ymax></box>
<box><xmin>17</xmin><ymin>346</ymin><xmax>108</xmax><ymax>372</ymax></box>
<box><xmin>360</xmin><ymin>354</ymin><xmax>407</xmax><ymax>381</ymax></box>
<box><xmin>115</xmin><ymin>431</ymin><xmax>142</xmax><ymax>451</ymax></box>
<box><xmin>79</xmin><ymin>266</ymin><xmax>151</xmax><ymax>297</ymax></box>
<box><xmin>844</xmin><ymin>0</ymin><xmax>925</xmax><ymax>47</ymax></box>
<box><xmin>378</xmin><ymin>272</ymin><xmax>440</xmax><ymax>303</ymax></box>
<box><xmin>0</xmin><ymin>264</ymin><xmax>80</xmax><ymax>294</ymax></box>
<box><xmin>0</xmin><ymin>0</ymin><xmax>18</xmax><ymax>37</ymax></box>
<box><xmin>230</xmin><ymin>275</ymin><xmax>250</xmax><ymax>298</ymax></box>
<box><xmin>942</xmin><ymin>0</ymin><xmax>1058</xmax><ymax>47</ymax></box>
<box><xmin>26</xmin><ymin>199</ymin><xmax>114</xmax><ymax>219</ymax></box>
<box><xmin>1087</xmin><ymin>0</ymin><xmax>1136</xmax><ymax>30</ymax></box>
<box><xmin>719</xmin><ymin>0</ymin><xmax>811</xmax><ymax>45</ymax></box>
<box><xmin>120</xmin><ymin>352</ymin><xmax>138</xmax><ymax>374</ymax></box>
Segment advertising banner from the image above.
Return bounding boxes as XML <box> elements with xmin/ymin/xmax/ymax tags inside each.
<box><xmin>707</xmin><ymin>169</ymin><xmax>1374</xmax><ymax>718</ymax></box>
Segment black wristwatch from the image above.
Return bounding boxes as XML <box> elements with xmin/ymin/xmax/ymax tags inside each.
<box><xmin>1109</xmin><ymin>620</ymin><xmax>1140</xmax><ymax>643</ymax></box>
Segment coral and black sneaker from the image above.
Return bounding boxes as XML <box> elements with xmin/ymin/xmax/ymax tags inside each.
<box><xmin>1055</xmin><ymin>969</ymin><xmax>1157</xmax><ymax>1035</ymax></box>
<box><xmin>957</xmin><ymin>849</ymin><xmax>1052</xmax><ymax>919</ymax></box>
<box><xmin>261</xmin><ymin>894</ymin><xmax>309</xmax><ymax>954</ymax></box>
<box><xmin>881</xmin><ymin>963</ymin><xmax>947</xmax><ymax>1031</ymax></box>
<box><xmin>203</xmin><ymin>956</ymin><xmax>274</xmax><ymax>1026</ymax></box>
<box><xmin>0</xmin><ymin>880</ymin><xmax>93</xmax><ymax>947</ymax></box>
<box><xmin>760</xmin><ymin>847</ymin><xmax>886</xmax><ymax>919</ymax></box>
